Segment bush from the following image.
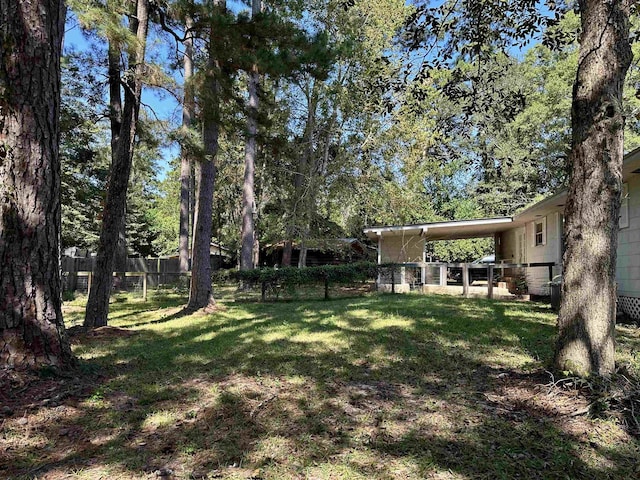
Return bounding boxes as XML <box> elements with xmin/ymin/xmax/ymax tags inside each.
<box><xmin>62</xmin><ymin>290</ymin><xmax>76</xmax><ymax>302</ymax></box>
<box><xmin>212</xmin><ymin>268</ymin><xmax>235</xmax><ymax>284</ymax></box>
<box><xmin>231</xmin><ymin>262</ymin><xmax>384</xmax><ymax>300</ymax></box>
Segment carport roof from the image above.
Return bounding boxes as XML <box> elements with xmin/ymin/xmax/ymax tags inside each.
<box><xmin>363</xmin><ymin>217</ymin><xmax>514</xmax><ymax>241</ymax></box>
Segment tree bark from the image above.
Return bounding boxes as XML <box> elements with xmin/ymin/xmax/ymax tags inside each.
<box><xmin>283</xmin><ymin>83</ymin><xmax>317</xmax><ymax>268</ymax></box>
<box><xmin>84</xmin><ymin>0</ymin><xmax>150</xmax><ymax>327</ymax></box>
<box><xmin>108</xmin><ymin>41</ymin><xmax>127</xmax><ymax>287</ymax></box>
<box><xmin>179</xmin><ymin>15</ymin><xmax>195</xmax><ymax>274</ymax></box>
<box><xmin>555</xmin><ymin>0</ymin><xmax>632</xmax><ymax>377</ymax></box>
<box><xmin>107</xmin><ymin>42</ymin><xmax>122</xmax><ymax>155</ymax></box>
<box><xmin>282</xmin><ymin>239</ymin><xmax>293</xmax><ymax>266</ymax></box>
<box><xmin>187</xmin><ymin>0</ymin><xmax>226</xmax><ymax>310</ymax></box>
<box><xmin>252</xmin><ymin>228</ymin><xmax>260</xmax><ymax>267</ymax></box>
<box><xmin>0</xmin><ymin>0</ymin><xmax>74</xmax><ymax>368</ymax></box>
<box><xmin>295</xmin><ymin>84</ymin><xmax>317</xmax><ymax>268</ymax></box>
<box><xmin>240</xmin><ymin>0</ymin><xmax>262</xmax><ymax>271</ymax></box>
<box><xmin>298</xmin><ymin>241</ymin><xmax>308</xmax><ymax>268</ymax></box>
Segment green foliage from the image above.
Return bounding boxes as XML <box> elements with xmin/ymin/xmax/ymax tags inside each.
<box><xmin>232</xmin><ymin>262</ymin><xmax>377</xmax><ymax>290</ymax></box>
<box><xmin>60</xmin><ymin>48</ymin><xmax>165</xmax><ymax>256</ymax></box>
<box><xmin>64</xmin><ymin>1</ymin><xmax>640</xmax><ymax>277</ymax></box>
<box><xmin>60</xmin><ymin>52</ymin><xmax>109</xmax><ymax>251</ymax></box>
<box><xmin>509</xmin><ymin>268</ymin><xmax>529</xmax><ymax>296</ymax></box>
<box><xmin>430</xmin><ymin>238</ymin><xmax>493</xmax><ymax>263</ymax></box>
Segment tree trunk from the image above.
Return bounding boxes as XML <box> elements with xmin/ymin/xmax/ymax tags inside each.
<box><xmin>107</xmin><ymin>42</ymin><xmax>122</xmax><ymax>155</ymax></box>
<box><xmin>108</xmin><ymin>40</ymin><xmax>127</xmax><ymax>289</ymax></box>
<box><xmin>555</xmin><ymin>0</ymin><xmax>632</xmax><ymax>377</ymax></box>
<box><xmin>84</xmin><ymin>0</ymin><xmax>150</xmax><ymax>327</ymax></box>
<box><xmin>284</xmin><ymin>83</ymin><xmax>317</xmax><ymax>266</ymax></box>
<box><xmin>187</xmin><ymin>0</ymin><xmax>225</xmax><ymax>311</ymax></box>
<box><xmin>179</xmin><ymin>15</ymin><xmax>195</xmax><ymax>274</ymax></box>
<box><xmin>0</xmin><ymin>0</ymin><xmax>74</xmax><ymax>368</ymax></box>
<box><xmin>295</xmin><ymin>85</ymin><xmax>317</xmax><ymax>265</ymax></box>
<box><xmin>115</xmin><ymin>210</ymin><xmax>127</xmax><ymax>290</ymax></box>
<box><xmin>252</xmin><ymin>152</ymin><xmax>267</xmax><ymax>268</ymax></box>
<box><xmin>298</xmin><ymin>242</ymin><xmax>308</xmax><ymax>268</ymax></box>
<box><xmin>282</xmin><ymin>239</ymin><xmax>293</xmax><ymax>266</ymax></box>
<box><xmin>253</xmin><ymin>231</ymin><xmax>260</xmax><ymax>267</ymax></box>
<box><xmin>240</xmin><ymin>48</ymin><xmax>260</xmax><ymax>270</ymax></box>
<box><xmin>190</xmin><ymin>161</ymin><xmax>196</xmax><ymax>249</ymax></box>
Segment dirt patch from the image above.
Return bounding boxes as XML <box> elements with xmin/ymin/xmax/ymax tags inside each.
<box><xmin>67</xmin><ymin>325</ymin><xmax>138</xmax><ymax>343</ymax></box>
<box><xmin>0</xmin><ymin>368</ymin><xmax>99</xmax><ymax>418</ymax></box>
<box><xmin>334</xmin><ymin>283</ymin><xmax>375</xmax><ymax>295</ymax></box>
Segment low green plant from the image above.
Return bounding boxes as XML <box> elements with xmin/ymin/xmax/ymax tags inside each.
<box><xmin>62</xmin><ymin>290</ymin><xmax>76</xmax><ymax>302</ymax></box>
<box><xmin>231</xmin><ymin>262</ymin><xmax>382</xmax><ymax>300</ymax></box>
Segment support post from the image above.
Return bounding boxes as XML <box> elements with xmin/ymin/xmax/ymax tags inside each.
<box><xmin>488</xmin><ymin>265</ymin><xmax>494</xmax><ymax>300</ymax></box>
<box><xmin>440</xmin><ymin>264</ymin><xmax>447</xmax><ymax>286</ymax></box>
<box><xmin>87</xmin><ymin>271</ymin><xmax>92</xmax><ymax>296</ymax></box>
<box><xmin>376</xmin><ymin>234</ymin><xmax>382</xmax><ymax>290</ymax></box>
<box><xmin>391</xmin><ymin>267</ymin><xmax>395</xmax><ymax>294</ymax></box>
<box><xmin>69</xmin><ymin>257</ymin><xmax>78</xmax><ymax>292</ymax></box>
<box><xmin>462</xmin><ymin>263</ymin><xmax>469</xmax><ymax>298</ymax></box>
<box><xmin>143</xmin><ymin>272</ymin><xmax>148</xmax><ymax>301</ymax></box>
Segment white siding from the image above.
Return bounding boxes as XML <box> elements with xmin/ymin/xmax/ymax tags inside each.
<box><xmin>498</xmin><ymin>212</ymin><xmax>563</xmax><ymax>296</ymax></box>
<box><xmin>616</xmin><ymin>175</ymin><xmax>640</xmax><ymax>297</ymax></box>
<box><xmin>524</xmin><ymin>212</ymin><xmax>563</xmax><ymax>295</ymax></box>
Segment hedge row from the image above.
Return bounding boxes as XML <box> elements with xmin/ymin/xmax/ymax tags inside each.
<box><xmin>216</xmin><ymin>262</ymin><xmax>400</xmax><ymax>300</ymax></box>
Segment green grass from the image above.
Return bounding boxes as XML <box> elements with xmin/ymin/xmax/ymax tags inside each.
<box><xmin>4</xmin><ymin>292</ymin><xmax>640</xmax><ymax>479</ymax></box>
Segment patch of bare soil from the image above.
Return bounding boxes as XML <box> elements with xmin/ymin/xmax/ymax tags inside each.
<box><xmin>482</xmin><ymin>370</ymin><xmax>592</xmax><ymax>438</ymax></box>
<box><xmin>0</xmin><ymin>368</ymin><xmax>99</xmax><ymax>417</ymax></box>
<box><xmin>0</xmin><ymin>366</ymin><xmax>106</xmax><ymax>479</ymax></box>
<box><xmin>66</xmin><ymin>325</ymin><xmax>138</xmax><ymax>343</ymax></box>
<box><xmin>334</xmin><ymin>283</ymin><xmax>375</xmax><ymax>296</ymax></box>
<box><xmin>483</xmin><ymin>369</ymin><xmax>640</xmax><ymax>441</ymax></box>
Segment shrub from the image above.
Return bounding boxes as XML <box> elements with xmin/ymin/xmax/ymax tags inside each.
<box><xmin>231</xmin><ymin>262</ymin><xmax>384</xmax><ymax>300</ymax></box>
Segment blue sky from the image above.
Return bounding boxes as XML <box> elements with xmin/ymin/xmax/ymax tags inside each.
<box><xmin>63</xmin><ymin>1</ymin><xmax>250</xmax><ymax>180</ymax></box>
<box><xmin>64</xmin><ymin>16</ymin><xmax>181</xmax><ymax>179</ymax></box>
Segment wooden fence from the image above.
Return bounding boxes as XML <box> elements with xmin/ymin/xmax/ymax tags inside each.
<box><xmin>61</xmin><ymin>257</ymin><xmax>190</xmax><ymax>298</ymax></box>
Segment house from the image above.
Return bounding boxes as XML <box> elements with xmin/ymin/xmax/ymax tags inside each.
<box><xmin>261</xmin><ymin>238</ymin><xmax>373</xmax><ymax>267</ymax></box>
<box><xmin>364</xmin><ymin>147</ymin><xmax>640</xmax><ymax>318</ymax></box>
<box><xmin>195</xmin><ymin>241</ymin><xmax>234</xmax><ymax>269</ymax></box>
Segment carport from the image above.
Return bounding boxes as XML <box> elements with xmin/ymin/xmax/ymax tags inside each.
<box><xmin>363</xmin><ymin>218</ymin><xmax>553</xmax><ymax>298</ymax></box>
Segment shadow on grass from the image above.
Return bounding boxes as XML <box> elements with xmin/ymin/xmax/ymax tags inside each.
<box><xmin>3</xmin><ymin>294</ymin><xmax>639</xmax><ymax>479</ymax></box>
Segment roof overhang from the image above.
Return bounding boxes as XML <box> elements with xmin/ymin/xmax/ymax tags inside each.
<box><xmin>514</xmin><ymin>190</ymin><xmax>567</xmax><ymax>224</ymax></box>
<box><xmin>364</xmin><ymin>217</ymin><xmax>513</xmax><ymax>241</ymax></box>
<box><xmin>512</xmin><ymin>146</ymin><xmax>640</xmax><ymax>223</ymax></box>
<box><xmin>363</xmin><ymin>147</ymin><xmax>640</xmax><ymax>243</ymax></box>
<box><xmin>623</xmin><ymin>146</ymin><xmax>640</xmax><ymax>178</ymax></box>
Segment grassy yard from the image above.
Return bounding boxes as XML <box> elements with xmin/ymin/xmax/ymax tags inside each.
<box><xmin>2</xmin><ymin>292</ymin><xmax>640</xmax><ymax>479</ymax></box>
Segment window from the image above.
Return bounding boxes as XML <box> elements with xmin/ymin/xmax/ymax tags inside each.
<box><xmin>620</xmin><ymin>183</ymin><xmax>629</xmax><ymax>229</ymax></box>
<box><xmin>534</xmin><ymin>218</ymin><xmax>546</xmax><ymax>246</ymax></box>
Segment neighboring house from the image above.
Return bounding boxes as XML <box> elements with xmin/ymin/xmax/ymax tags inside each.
<box><xmin>181</xmin><ymin>242</ymin><xmax>235</xmax><ymax>269</ymax></box>
<box><xmin>63</xmin><ymin>246</ymin><xmax>92</xmax><ymax>258</ymax></box>
<box><xmin>261</xmin><ymin>238</ymin><xmax>372</xmax><ymax>267</ymax></box>
<box><xmin>364</xmin><ymin>147</ymin><xmax>640</xmax><ymax>318</ymax></box>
